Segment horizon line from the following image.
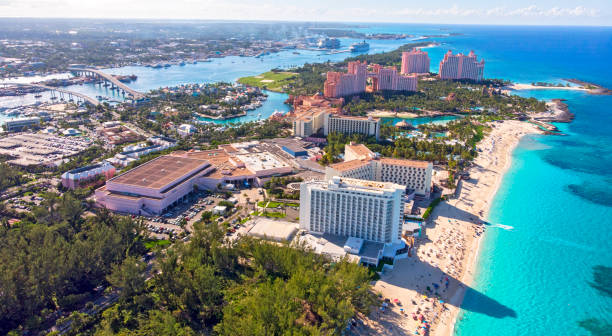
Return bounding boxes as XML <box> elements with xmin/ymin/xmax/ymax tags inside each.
<box><xmin>0</xmin><ymin>16</ymin><xmax>611</xmax><ymax>28</ymax></box>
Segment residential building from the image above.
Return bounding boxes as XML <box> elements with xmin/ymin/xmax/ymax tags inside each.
<box><xmin>98</xmin><ymin>125</ymin><xmax>141</xmax><ymax>145</ymax></box>
<box><xmin>401</xmin><ymin>49</ymin><xmax>430</xmax><ymax>74</ymax></box>
<box><xmin>439</xmin><ymin>50</ymin><xmax>485</xmax><ymax>81</ymax></box>
<box><xmin>299</xmin><ymin>176</ymin><xmax>406</xmax><ymax>244</ymax></box>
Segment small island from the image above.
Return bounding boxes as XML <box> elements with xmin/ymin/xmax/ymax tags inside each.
<box><xmin>146</xmin><ymin>82</ymin><xmax>267</xmax><ymax>121</ymax></box>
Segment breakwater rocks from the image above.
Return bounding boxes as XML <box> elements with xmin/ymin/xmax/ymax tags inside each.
<box><xmin>550</xmin><ymin>99</ymin><xmax>574</xmax><ymax>122</ymax></box>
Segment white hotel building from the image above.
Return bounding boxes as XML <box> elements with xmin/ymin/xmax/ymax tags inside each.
<box><xmin>299</xmin><ymin>177</ymin><xmax>405</xmax><ymax>244</ymax></box>
<box><xmin>324</xmin><ymin>114</ymin><xmax>380</xmax><ymax>140</ymax></box>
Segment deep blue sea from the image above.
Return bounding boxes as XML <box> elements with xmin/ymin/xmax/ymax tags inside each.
<box><xmin>1</xmin><ymin>23</ymin><xmax>610</xmax><ymax>335</ymax></box>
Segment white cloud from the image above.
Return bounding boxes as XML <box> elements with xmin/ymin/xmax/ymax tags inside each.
<box><xmin>395</xmin><ymin>5</ymin><xmax>600</xmax><ymax>19</ymax></box>
<box><xmin>0</xmin><ymin>1</ymin><xmax>603</xmax><ymax>24</ymax></box>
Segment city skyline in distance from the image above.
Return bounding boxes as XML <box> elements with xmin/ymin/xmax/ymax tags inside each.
<box><xmin>0</xmin><ymin>0</ymin><xmax>611</xmax><ymax>26</ymax></box>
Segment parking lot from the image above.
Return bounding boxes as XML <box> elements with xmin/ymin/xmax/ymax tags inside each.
<box><xmin>142</xmin><ymin>191</ymin><xmax>239</xmax><ymax>239</ymax></box>
<box><xmin>0</xmin><ymin>132</ymin><xmax>92</xmax><ymax>166</ymax></box>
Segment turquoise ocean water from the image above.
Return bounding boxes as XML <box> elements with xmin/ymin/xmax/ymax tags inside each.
<box><xmin>1</xmin><ymin>24</ymin><xmax>610</xmax><ymax>334</ymax></box>
<box><xmin>441</xmin><ymin>27</ymin><xmax>612</xmax><ymax>335</ymax></box>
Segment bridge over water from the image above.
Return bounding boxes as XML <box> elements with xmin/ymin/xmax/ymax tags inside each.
<box><xmin>0</xmin><ymin>82</ymin><xmax>100</xmax><ymax>105</ymax></box>
<box><xmin>68</xmin><ymin>67</ymin><xmax>146</xmax><ymax>100</ymax></box>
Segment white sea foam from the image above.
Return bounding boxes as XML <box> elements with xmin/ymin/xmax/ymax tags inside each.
<box><xmin>489</xmin><ymin>224</ymin><xmax>514</xmax><ymax>231</ymax></box>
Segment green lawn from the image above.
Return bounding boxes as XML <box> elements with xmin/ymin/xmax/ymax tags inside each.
<box><xmin>144</xmin><ymin>239</ymin><xmax>171</xmax><ymax>249</ymax></box>
<box><xmin>237</xmin><ymin>71</ymin><xmax>297</xmax><ymax>92</ymax></box>
<box><xmin>257</xmin><ymin>201</ymin><xmax>299</xmax><ymax>208</ymax></box>
<box><xmin>262</xmin><ymin>212</ymin><xmax>286</xmax><ymax>218</ymax></box>
<box><xmin>252</xmin><ymin>210</ymin><xmax>286</xmax><ymax>218</ymax></box>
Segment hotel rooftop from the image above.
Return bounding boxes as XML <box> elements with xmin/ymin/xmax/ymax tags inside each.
<box><xmin>326</xmin><ymin>176</ymin><xmax>406</xmax><ymax>193</ymax></box>
<box><xmin>379</xmin><ymin>157</ymin><xmax>431</xmax><ymax>169</ymax></box>
<box><xmin>329</xmin><ymin>159</ymin><xmax>371</xmax><ymax>172</ymax></box>
<box><xmin>345</xmin><ymin>143</ymin><xmax>374</xmax><ymax>157</ymax></box>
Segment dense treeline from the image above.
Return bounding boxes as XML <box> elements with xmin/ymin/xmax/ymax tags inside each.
<box><xmin>0</xmin><ymin>192</ymin><xmax>146</xmax><ymax>334</ymax></box>
<box><xmin>0</xmin><ymin>162</ymin><xmax>29</xmax><ymax>192</ymax></box>
<box><xmin>63</xmin><ymin>222</ymin><xmax>375</xmax><ymax>335</ymax></box>
<box><xmin>321</xmin><ymin>118</ymin><xmax>486</xmax><ymax>166</ymax></box>
<box><xmin>1</xmin><ymin>193</ymin><xmax>375</xmax><ymax>335</ymax></box>
<box><xmin>192</xmin><ymin>120</ymin><xmax>293</xmax><ymax>145</ymax></box>
<box><xmin>287</xmin><ymin>62</ymin><xmax>336</xmax><ymax>96</ymax></box>
<box><xmin>343</xmin><ymin>80</ymin><xmax>547</xmax><ymax>116</ymax></box>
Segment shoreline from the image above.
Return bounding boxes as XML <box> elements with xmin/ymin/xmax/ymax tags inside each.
<box><xmin>504</xmin><ymin>81</ymin><xmax>611</xmax><ymax>95</ymax></box>
<box><xmin>367</xmin><ymin>109</ymin><xmax>458</xmax><ymax>119</ymax></box>
<box><xmin>442</xmin><ymin>121</ymin><xmax>538</xmax><ymax>336</ymax></box>
<box><xmin>364</xmin><ymin>120</ymin><xmax>539</xmax><ymax>336</ymax></box>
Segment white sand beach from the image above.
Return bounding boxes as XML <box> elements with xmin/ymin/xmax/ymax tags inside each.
<box><xmin>367</xmin><ymin>110</ymin><xmax>420</xmax><ymax>119</ymax></box>
<box><xmin>355</xmin><ymin>120</ymin><xmax>539</xmax><ymax>336</ymax></box>
<box><xmin>504</xmin><ymin>83</ymin><xmax>587</xmax><ymax>92</ymax></box>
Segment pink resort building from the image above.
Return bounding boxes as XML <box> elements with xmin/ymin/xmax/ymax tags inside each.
<box><xmin>439</xmin><ymin>50</ymin><xmax>485</xmax><ymax>81</ymax></box>
<box><xmin>324</xmin><ymin>61</ymin><xmax>368</xmax><ymax>98</ymax></box>
<box><xmin>371</xmin><ymin>64</ymin><xmax>418</xmax><ymax>92</ymax></box>
<box><xmin>61</xmin><ymin>162</ymin><xmax>116</xmax><ymax>190</ymax></box>
<box><xmin>401</xmin><ymin>49</ymin><xmax>431</xmax><ymax>74</ymax></box>
<box><xmin>324</xmin><ymin>61</ymin><xmax>418</xmax><ymax>98</ymax></box>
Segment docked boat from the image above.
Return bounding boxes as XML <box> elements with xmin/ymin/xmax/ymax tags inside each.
<box><xmin>349</xmin><ymin>40</ymin><xmax>370</xmax><ymax>52</ymax></box>
<box><xmin>317</xmin><ymin>37</ymin><xmax>341</xmax><ymax>49</ymax></box>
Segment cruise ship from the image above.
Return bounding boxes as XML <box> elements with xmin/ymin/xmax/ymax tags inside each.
<box><xmin>349</xmin><ymin>41</ymin><xmax>370</xmax><ymax>52</ymax></box>
<box><xmin>317</xmin><ymin>37</ymin><xmax>341</xmax><ymax>49</ymax></box>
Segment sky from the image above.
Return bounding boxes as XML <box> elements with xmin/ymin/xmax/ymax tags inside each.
<box><xmin>0</xmin><ymin>0</ymin><xmax>611</xmax><ymax>26</ymax></box>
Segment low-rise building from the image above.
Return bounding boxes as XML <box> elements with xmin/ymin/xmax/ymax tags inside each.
<box><xmin>95</xmin><ymin>155</ymin><xmax>214</xmax><ymax>215</ymax></box>
<box><xmin>62</xmin><ymin>162</ymin><xmax>116</xmax><ymax>189</ymax></box>
<box><xmin>4</xmin><ymin>117</ymin><xmax>40</xmax><ymax>132</ymax></box>
<box><xmin>177</xmin><ymin>124</ymin><xmax>197</xmax><ymax>137</ymax></box>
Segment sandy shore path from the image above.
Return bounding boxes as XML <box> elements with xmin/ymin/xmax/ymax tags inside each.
<box><xmin>358</xmin><ymin>121</ymin><xmax>539</xmax><ymax>336</ymax></box>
